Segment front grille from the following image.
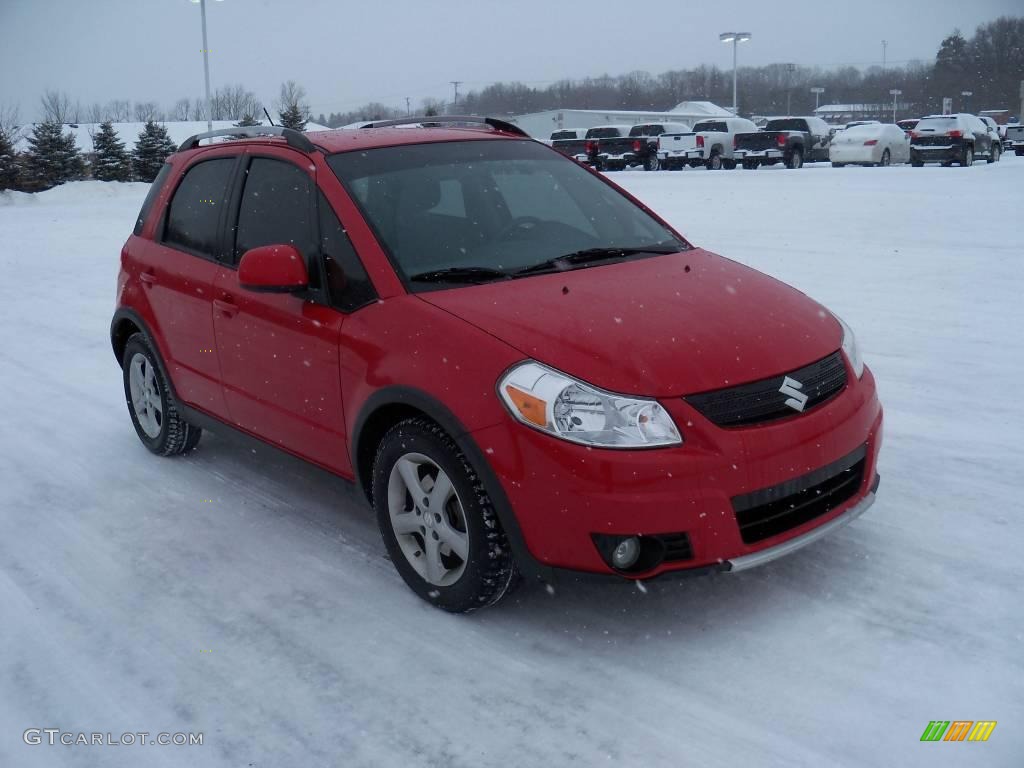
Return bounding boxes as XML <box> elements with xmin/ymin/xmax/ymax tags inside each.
<box><xmin>685</xmin><ymin>351</ymin><xmax>847</xmax><ymax>428</ymax></box>
<box><xmin>732</xmin><ymin>445</ymin><xmax>866</xmax><ymax>545</ymax></box>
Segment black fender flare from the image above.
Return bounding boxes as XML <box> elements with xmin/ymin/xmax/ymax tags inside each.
<box><xmin>109</xmin><ymin>308</ymin><xmax>181</xmax><ymax>401</ymax></box>
<box><xmin>351</xmin><ymin>386</ymin><xmax>547</xmax><ymax>581</ymax></box>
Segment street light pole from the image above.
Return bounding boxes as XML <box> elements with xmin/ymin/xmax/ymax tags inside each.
<box><xmin>811</xmin><ymin>87</ymin><xmax>825</xmax><ymax>110</ymax></box>
<box><xmin>719</xmin><ymin>32</ymin><xmax>751</xmax><ymax>116</ymax></box>
<box><xmin>961</xmin><ymin>90</ymin><xmax>973</xmax><ymax>113</ymax></box>
<box><xmin>191</xmin><ymin>0</ymin><xmax>223</xmax><ymax>133</ymax></box>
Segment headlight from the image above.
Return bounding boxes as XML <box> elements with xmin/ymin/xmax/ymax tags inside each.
<box><xmin>498</xmin><ymin>362</ymin><xmax>682</xmax><ymax>448</ymax></box>
<box><xmin>834</xmin><ymin>313</ymin><xmax>865</xmax><ymax>378</ymax></box>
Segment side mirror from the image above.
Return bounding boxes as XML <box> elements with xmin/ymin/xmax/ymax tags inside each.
<box><xmin>238</xmin><ymin>244</ymin><xmax>308</xmax><ymax>293</ymax></box>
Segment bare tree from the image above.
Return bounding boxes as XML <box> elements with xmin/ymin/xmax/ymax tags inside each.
<box><xmin>0</xmin><ymin>104</ymin><xmax>25</xmax><ymax>142</ymax></box>
<box><xmin>107</xmin><ymin>100</ymin><xmax>131</xmax><ymax>122</ymax></box>
<box><xmin>134</xmin><ymin>101</ymin><xmax>160</xmax><ymax>122</ymax></box>
<box><xmin>85</xmin><ymin>103</ymin><xmax>106</xmax><ymax>124</ymax></box>
<box><xmin>211</xmin><ymin>84</ymin><xmax>261</xmax><ymax>121</ymax></box>
<box><xmin>276</xmin><ymin>80</ymin><xmax>310</xmax><ymax>117</ymax></box>
<box><xmin>40</xmin><ymin>90</ymin><xmax>73</xmax><ymax>123</ymax></box>
<box><xmin>171</xmin><ymin>98</ymin><xmax>192</xmax><ymax>121</ymax></box>
<box><xmin>192</xmin><ymin>97</ymin><xmax>209</xmax><ymax>121</ymax></box>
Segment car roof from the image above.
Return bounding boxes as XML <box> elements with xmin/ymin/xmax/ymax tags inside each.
<box><xmin>179</xmin><ymin>125</ymin><xmax>527</xmax><ymax>158</ymax></box>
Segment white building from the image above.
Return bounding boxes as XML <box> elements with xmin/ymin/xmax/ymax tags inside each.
<box><xmin>509</xmin><ymin>101</ymin><xmax>733</xmax><ymax>139</ymax></box>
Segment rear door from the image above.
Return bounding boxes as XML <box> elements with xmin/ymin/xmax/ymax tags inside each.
<box><xmin>211</xmin><ymin>149</ymin><xmax>351</xmax><ymax>473</ymax></box>
<box><xmin>137</xmin><ymin>151</ymin><xmax>239</xmax><ymax>416</ymax></box>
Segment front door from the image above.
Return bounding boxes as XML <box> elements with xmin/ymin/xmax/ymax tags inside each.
<box><xmin>212</xmin><ymin>151</ymin><xmax>348</xmax><ymax>473</ymax></box>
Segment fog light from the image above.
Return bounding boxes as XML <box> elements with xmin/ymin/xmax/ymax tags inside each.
<box><xmin>611</xmin><ymin>537</ymin><xmax>641</xmax><ymax>569</ymax></box>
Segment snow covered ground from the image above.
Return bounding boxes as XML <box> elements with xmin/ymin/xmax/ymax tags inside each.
<box><xmin>1</xmin><ymin>159</ymin><xmax>1022</xmax><ymax>767</ymax></box>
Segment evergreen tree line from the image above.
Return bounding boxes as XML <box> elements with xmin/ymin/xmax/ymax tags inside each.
<box><xmin>317</xmin><ymin>16</ymin><xmax>1023</xmax><ymax>126</ymax></box>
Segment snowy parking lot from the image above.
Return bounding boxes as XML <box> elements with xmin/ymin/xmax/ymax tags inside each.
<box><xmin>2</xmin><ymin>158</ymin><xmax>1022</xmax><ymax>766</ymax></box>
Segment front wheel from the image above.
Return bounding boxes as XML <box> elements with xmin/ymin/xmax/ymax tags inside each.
<box><xmin>122</xmin><ymin>334</ymin><xmax>201</xmax><ymax>456</ymax></box>
<box><xmin>373</xmin><ymin>418</ymin><xmax>518</xmax><ymax>613</ymax></box>
<box><xmin>988</xmin><ymin>144</ymin><xmax>1000</xmax><ymax>163</ymax></box>
<box><xmin>644</xmin><ymin>154</ymin><xmax>660</xmax><ymax>171</ymax></box>
<box><xmin>722</xmin><ymin>159</ymin><xmax>737</xmax><ymax>170</ymax></box>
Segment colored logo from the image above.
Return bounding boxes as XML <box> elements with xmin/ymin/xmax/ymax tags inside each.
<box><xmin>779</xmin><ymin>376</ymin><xmax>808</xmax><ymax>412</ymax></box>
<box><xmin>920</xmin><ymin>721</ymin><xmax>996</xmax><ymax>742</ymax></box>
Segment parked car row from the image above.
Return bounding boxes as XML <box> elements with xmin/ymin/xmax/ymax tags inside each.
<box><xmin>549</xmin><ymin>112</ymin><xmax>1018</xmax><ymax>172</ymax></box>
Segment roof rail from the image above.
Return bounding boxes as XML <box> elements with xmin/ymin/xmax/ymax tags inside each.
<box><xmin>177</xmin><ymin>126</ymin><xmax>316</xmax><ymax>153</ymax></box>
<box><xmin>356</xmin><ymin>115</ymin><xmax>530</xmax><ymax>138</ymax></box>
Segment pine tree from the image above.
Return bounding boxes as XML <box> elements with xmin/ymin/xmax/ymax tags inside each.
<box><xmin>132</xmin><ymin>121</ymin><xmax>176</xmax><ymax>183</ymax></box>
<box><xmin>235</xmin><ymin>114</ymin><xmax>260</xmax><ymax>127</ymax></box>
<box><xmin>91</xmin><ymin>121</ymin><xmax>132</xmax><ymax>182</ymax></box>
<box><xmin>0</xmin><ymin>128</ymin><xmax>19</xmax><ymax>191</ymax></box>
<box><xmin>278</xmin><ymin>104</ymin><xmax>307</xmax><ymax>132</ymax></box>
<box><xmin>24</xmin><ymin>120</ymin><xmax>84</xmax><ymax>190</ymax></box>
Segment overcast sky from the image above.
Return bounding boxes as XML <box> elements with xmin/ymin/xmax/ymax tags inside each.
<box><xmin>1</xmin><ymin>0</ymin><xmax>1019</xmax><ymax>121</ymax></box>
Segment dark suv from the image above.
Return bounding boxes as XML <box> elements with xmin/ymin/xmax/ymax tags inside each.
<box><xmin>910</xmin><ymin>114</ymin><xmax>997</xmax><ymax>166</ymax></box>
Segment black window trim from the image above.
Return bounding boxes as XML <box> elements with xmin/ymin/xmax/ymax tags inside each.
<box><xmin>316</xmin><ymin>189</ymin><xmax>379</xmax><ymax>314</ymax></box>
<box><xmin>158</xmin><ymin>155</ymin><xmax>243</xmax><ymax>265</ymax></box>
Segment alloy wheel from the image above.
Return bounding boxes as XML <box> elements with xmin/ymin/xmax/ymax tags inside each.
<box><xmin>129</xmin><ymin>352</ymin><xmax>163</xmax><ymax>438</ymax></box>
<box><xmin>387</xmin><ymin>452</ymin><xmax>470</xmax><ymax>587</ymax></box>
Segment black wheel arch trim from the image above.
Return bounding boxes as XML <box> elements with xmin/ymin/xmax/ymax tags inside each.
<box><xmin>110</xmin><ymin>308</ymin><xmax>181</xmax><ymax>401</ymax></box>
<box><xmin>351</xmin><ymin>386</ymin><xmax>550</xmax><ymax>582</ymax></box>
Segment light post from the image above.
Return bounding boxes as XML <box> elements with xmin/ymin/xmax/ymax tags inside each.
<box><xmin>190</xmin><ymin>0</ymin><xmax>224</xmax><ymax>133</ymax></box>
<box><xmin>889</xmin><ymin>89</ymin><xmax>902</xmax><ymax>123</ymax></box>
<box><xmin>810</xmin><ymin>87</ymin><xmax>825</xmax><ymax>111</ymax></box>
<box><xmin>961</xmin><ymin>90</ymin><xmax>973</xmax><ymax>113</ymax></box>
<box><xmin>719</xmin><ymin>32</ymin><xmax>751</xmax><ymax>115</ymax></box>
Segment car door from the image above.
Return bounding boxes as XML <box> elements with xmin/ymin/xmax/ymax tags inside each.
<box><xmin>969</xmin><ymin>117</ymin><xmax>990</xmax><ymax>156</ymax></box>
<box><xmin>808</xmin><ymin>119</ymin><xmax>831</xmax><ymax>161</ymax></box>
<box><xmin>137</xmin><ymin>151</ymin><xmax>239</xmax><ymax>417</ymax></box>
<box><xmin>211</xmin><ymin>150</ymin><xmax>350</xmax><ymax>473</ymax></box>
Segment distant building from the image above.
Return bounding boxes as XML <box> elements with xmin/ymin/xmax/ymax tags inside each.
<box><xmin>508</xmin><ymin>101</ymin><xmax>733</xmax><ymax>139</ymax></box>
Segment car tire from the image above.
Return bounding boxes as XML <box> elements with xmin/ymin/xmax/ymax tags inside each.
<box><xmin>832</xmin><ymin>162</ymin><xmax>845</xmax><ymax>168</ymax></box>
<box><xmin>723</xmin><ymin>159</ymin><xmax>737</xmax><ymax>170</ymax></box>
<box><xmin>911</xmin><ymin>161</ymin><xmax>924</xmax><ymax>167</ymax></box>
<box><xmin>705</xmin><ymin>152</ymin><xmax>722</xmax><ymax>170</ymax></box>
<box><xmin>878</xmin><ymin>149</ymin><xmax>891</xmax><ymax>167</ymax></box>
<box><xmin>644</xmin><ymin>154</ymin><xmax>660</xmax><ymax>171</ymax></box>
<box><xmin>787</xmin><ymin>150</ymin><xmax>803</xmax><ymax>169</ymax></box>
<box><xmin>988</xmin><ymin>144</ymin><xmax>1000</xmax><ymax>163</ymax></box>
<box><xmin>742</xmin><ymin>160</ymin><xmax>757</xmax><ymax>170</ymax></box>
<box><xmin>960</xmin><ymin>145</ymin><xmax>973</xmax><ymax>166</ymax></box>
<box><xmin>372</xmin><ymin>417</ymin><xmax>519</xmax><ymax>613</ymax></box>
<box><xmin>122</xmin><ymin>333</ymin><xmax>202</xmax><ymax>456</ymax></box>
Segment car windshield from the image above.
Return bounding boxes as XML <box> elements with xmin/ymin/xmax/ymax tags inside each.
<box><xmin>327</xmin><ymin>139</ymin><xmax>686</xmax><ymax>288</ymax></box>
<box><xmin>550</xmin><ymin>131</ymin><xmax>577</xmax><ymax>141</ymax></box>
<box><xmin>764</xmin><ymin>119</ymin><xmax>808</xmax><ymax>131</ymax></box>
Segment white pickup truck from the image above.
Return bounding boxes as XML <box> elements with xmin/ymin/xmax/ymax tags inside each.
<box><xmin>657</xmin><ymin>117</ymin><xmax>759</xmax><ymax>170</ymax></box>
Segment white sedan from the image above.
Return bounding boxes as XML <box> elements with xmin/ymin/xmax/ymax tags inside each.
<box><xmin>830</xmin><ymin>123</ymin><xmax>910</xmax><ymax>167</ymax></box>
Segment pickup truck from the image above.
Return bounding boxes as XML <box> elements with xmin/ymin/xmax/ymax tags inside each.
<box><xmin>733</xmin><ymin>117</ymin><xmax>832</xmax><ymax>169</ymax></box>
<box><xmin>549</xmin><ymin>129</ymin><xmax>589</xmax><ymax>160</ymax></box>
<box><xmin>580</xmin><ymin>125</ymin><xmax>631</xmax><ymax>168</ymax></box>
<box><xmin>591</xmin><ymin>123</ymin><xmax>690</xmax><ymax>171</ymax></box>
<box><xmin>1004</xmin><ymin>124</ymin><xmax>1024</xmax><ymax>156</ymax></box>
<box><xmin>657</xmin><ymin>117</ymin><xmax>760</xmax><ymax>170</ymax></box>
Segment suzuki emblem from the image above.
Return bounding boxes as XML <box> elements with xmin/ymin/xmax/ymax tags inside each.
<box><xmin>779</xmin><ymin>376</ymin><xmax>809</xmax><ymax>412</ymax></box>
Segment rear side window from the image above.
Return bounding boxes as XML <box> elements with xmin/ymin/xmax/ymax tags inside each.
<box><xmin>318</xmin><ymin>192</ymin><xmax>376</xmax><ymax>312</ymax></box>
<box><xmin>765</xmin><ymin>119</ymin><xmax>808</xmax><ymax>131</ymax></box>
<box><xmin>164</xmin><ymin>158</ymin><xmax>235</xmax><ymax>258</ymax></box>
<box><xmin>550</xmin><ymin>131</ymin><xmax>576</xmax><ymax>141</ymax></box>
<box><xmin>693</xmin><ymin>121</ymin><xmax>727</xmax><ymax>133</ymax></box>
<box><xmin>234</xmin><ymin>158</ymin><xmax>315</xmax><ymax>265</ymax></box>
<box><xmin>629</xmin><ymin>124</ymin><xmax>665</xmax><ymax>137</ymax></box>
<box><xmin>134</xmin><ymin>163</ymin><xmax>172</xmax><ymax>236</ymax></box>
<box><xmin>585</xmin><ymin>127</ymin><xmax>622</xmax><ymax>139</ymax></box>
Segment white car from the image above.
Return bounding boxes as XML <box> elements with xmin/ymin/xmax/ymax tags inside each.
<box><xmin>830</xmin><ymin>123</ymin><xmax>910</xmax><ymax>167</ymax></box>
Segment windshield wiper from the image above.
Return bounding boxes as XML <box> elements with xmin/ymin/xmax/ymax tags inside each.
<box><xmin>408</xmin><ymin>266</ymin><xmax>511</xmax><ymax>284</ymax></box>
<box><xmin>513</xmin><ymin>245</ymin><xmax>681</xmax><ymax>277</ymax></box>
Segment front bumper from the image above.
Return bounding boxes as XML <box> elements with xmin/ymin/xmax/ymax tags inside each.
<box><xmin>472</xmin><ymin>363</ymin><xmax>883</xmax><ymax>579</ymax></box>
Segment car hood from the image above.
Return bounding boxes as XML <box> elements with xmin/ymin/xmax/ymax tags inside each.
<box><xmin>418</xmin><ymin>249</ymin><xmax>842</xmax><ymax>397</ymax></box>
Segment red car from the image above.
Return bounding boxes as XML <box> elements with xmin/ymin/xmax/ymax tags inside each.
<box><xmin>111</xmin><ymin>117</ymin><xmax>883</xmax><ymax>612</ymax></box>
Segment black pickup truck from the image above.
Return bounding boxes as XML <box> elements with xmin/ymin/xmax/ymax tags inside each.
<box><xmin>733</xmin><ymin>117</ymin><xmax>832</xmax><ymax>169</ymax></box>
<box><xmin>592</xmin><ymin>122</ymin><xmax>690</xmax><ymax>171</ymax></box>
<box><xmin>549</xmin><ymin>129</ymin><xmax>589</xmax><ymax>161</ymax></box>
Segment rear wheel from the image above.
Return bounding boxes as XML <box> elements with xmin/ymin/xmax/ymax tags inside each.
<box><xmin>878</xmin><ymin>149</ymin><xmax>891</xmax><ymax>167</ymax></box>
<box><xmin>373</xmin><ymin>418</ymin><xmax>518</xmax><ymax>613</ymax></box>
<box><xmin>988</xmin><ymin>144</ymin><xmax>1000</xmax><ymax>163</ymax></box>
<box><xmin>122</xmin><ymin>334</ymin><xmax>202</xmax><ymax>456</ymax></box>
<box><xmin>787</xmin><ymin>149</ymin><xmax>803</xmax><ymax>169</ymax></box>
<box><xmin>960</xmin><ymin>145</ymin><xmax>974</xmax><ymax>166</ymax></box>
<box><xmin>705</xmin><ymin>152</ymin><xmax>722</xmax><ymax>170</ymax></box>
<box><xmin>644</xmin><ymin>154</ymin><xmax>660</xmax><ymax>171</ymax></box>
